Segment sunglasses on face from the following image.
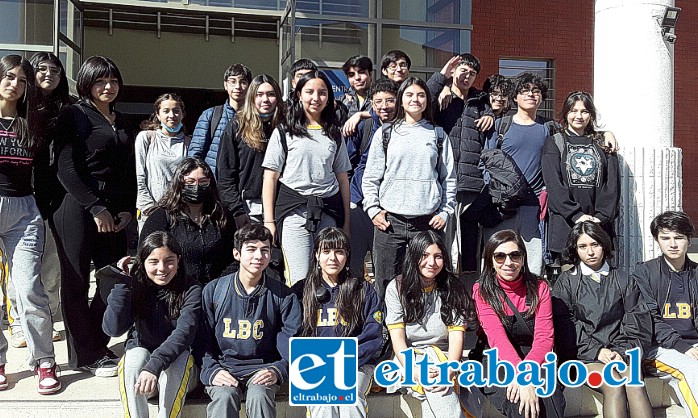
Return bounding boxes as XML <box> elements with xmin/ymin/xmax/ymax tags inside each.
<box><xmin>493</xmin><ymin>251</ymin><xmax>523</xmax><ymax>264</ymax></box>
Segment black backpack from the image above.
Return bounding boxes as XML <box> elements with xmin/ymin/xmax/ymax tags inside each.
<box><xmin>479</xmin><ymin>115</ymin><xmax>560</xmax><ymax>218</ymax></box>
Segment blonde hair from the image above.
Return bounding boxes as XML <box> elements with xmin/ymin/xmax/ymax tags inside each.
<box><xmin>237</xmin><ymin>74</ymin><xmax>285</xmax><ymax>151</ymax></box>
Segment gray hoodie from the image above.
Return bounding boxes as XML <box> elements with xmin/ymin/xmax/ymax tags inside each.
<box><xmin>361</xmin><ymin>120</ymin><xmax>456</xmax><ymax>222</ymax></box>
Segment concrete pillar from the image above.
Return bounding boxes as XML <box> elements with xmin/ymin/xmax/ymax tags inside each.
<box><xmin>594</xmin><ymin>0</ymin><xmax>682</xmax><ymax>269</ymax></box>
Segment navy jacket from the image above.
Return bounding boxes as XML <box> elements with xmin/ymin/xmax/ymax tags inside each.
<box><xmin>197</xmin><ymin>272</ymin><xmax>302</xmax><ymax>385</ymax></box>
<box><xmin>292</xmin><ymin>279</ymin><xmax>383</xmax><ymax>367</ymax></box>
<box><xmin>102</xmin><ymin>278</ymin><xmax>202</xmax><ymax>376</ymax></box>
<box><xmin>634</xmin><ymin>256</ymin><xmax>698</xmax><ymax>353</ymax></box>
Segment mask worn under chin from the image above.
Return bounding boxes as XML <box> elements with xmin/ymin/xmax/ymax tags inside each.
<box><xmin>161</xmin><ymin>121</ymin><xmax>183</xmax><ymax>133</ymax></box>
<box><xmin>182</xmin><ymin>184</ymin><xmax>211</xmax><ymax>204</ymax></box>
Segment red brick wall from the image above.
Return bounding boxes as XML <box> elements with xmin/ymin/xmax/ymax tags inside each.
<box><xmin>674</xmin><ymin>1</ymin><xmax>698</xmax><ymax>220</ymax></box>
<box><xmin>471</xmin><ymin>1</ymin><xmax>594</xmax><ymax>118</ymax></box>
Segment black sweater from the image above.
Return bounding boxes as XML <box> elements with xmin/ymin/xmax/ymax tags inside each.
<box><xmin>216</xmin><ymin>119</ymin><xmax>275</xmax><ymax>216</ymax></box>
<box><xmin>140</xmin><ymin>207</ymin><xmax>237</xmax><ymax>284</ymax></box>
<box><xmin>102</xmin><ymin>278</ymin><xmax>202</xmax><ymax>376</ymax></box>
<box><xmin>541</xmin><ymin>132</ymin><xmax>619</xmax><ymax>253</ymax></box>
<box><xmin>54</xmin><ymin>101</ymin><xmax>136</xmax><ymax>216</ymax></box>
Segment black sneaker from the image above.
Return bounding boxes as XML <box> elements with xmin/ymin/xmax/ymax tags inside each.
<box><xmin>81</xmin><ymin>356</ymin><xmax>118</xmax><ymax>377</ymax></box>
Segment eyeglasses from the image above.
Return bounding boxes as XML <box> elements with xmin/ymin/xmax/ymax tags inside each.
<box><xmin>386</xmin><ymin>62</ymin><xmax>409</xmax><ymax>72</ymax></box>
<box><xmin>36</xmin><ymin>65</ymin><xmax>61</xmax><ymax>76</ymax></box>
<box><xmin>518</xmin><ymin>88</ymin><xmax>542</xmax><ymax>96</ymax></box>
<box><xmin>493</xmin><ymin>251</ymin><xmax>523</xmax><ymax>264</ymax></box>
<box><xmin>183</xmin><ymin>178</ymin><xmax>211</xmax><ymax>187</ymax></box>
<box><xmin>490</xmin><ymin>92</ymin><xmax>508</xmax><ymax>100</ymax></box>
<box><xmin>372</xmin><ymin>98</ymin><xmax>396</xmax><ymax>106</ymax></box>
<box><xmin>226</xmin><ymin>78</ymin><xmax>249</xmax><ymax>87</ymax></box>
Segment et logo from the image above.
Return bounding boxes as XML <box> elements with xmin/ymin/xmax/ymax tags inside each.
<box><xmin>289</xmin><ymin>337</ymin><xmax>358</xmax><ymax>406</ymax></box>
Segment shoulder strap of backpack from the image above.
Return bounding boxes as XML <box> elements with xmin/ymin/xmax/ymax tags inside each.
<box><xmin>145</xmin><ymin>130</ymin><xmax>156</xmax><ymax>153</ymax></box>
<box><xmin>359</xmin><ymin>119</ymin><xmax>374</xmax><ymax>155</ymax></box>
<box><xmin>544</xmin><ymin>118</ymin><xmax>560</xmax><ymax>137</ymax></box>
<box><xmin>212</xmin><ymin>273</ymin><xmax>234</xmax><ymax>323</ymax></box>
<box><xmin>209</xmin><ymin>105</ymin><xmax>225</xmax><ymax>141</ymax></box>
<box><xmin>381</xmin><ymin>123</ymin><xmax>393</xmax><ymax>156</ymax></box>
<box><xmin>435</xmin><ymin>126</ymin><xmax>445</xmax><ymax>177</ymax></box>
<box><xmin>496</xmin><ymin>115</ymin><xmax>513</xmax><ymax>149</ymax></box>
<box><xmin>279</xmin><ymin>128</ymin><xmax>288</xmax><ymax>172</ymax></box>
<box><xmin>552</xmin><ymin>132</ymin><xmax>565</xmax><ymax>156</ymax></box>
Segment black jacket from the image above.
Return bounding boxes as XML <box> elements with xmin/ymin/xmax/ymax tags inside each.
<box><xmin>140</xmin><ymin>208</ymin><xmax>237</xmax><ymax>284</ymax></box>
<box><xmin>102</xmin><ymin>277</ymin><xmax>202</xmax><ymax>376</ymax></box>
<box><xmin>552</xmin><ymin>266</ymin><xmax>652</xmax><ymax>363</ymax></box>
<box><xmin>427</xmin><ymin>72</ymin><xmax>492</xmax><ymax>202</ymax></box>
<box><xmin>634</xmin><ymin>256</ymin><xmax>698</xmax><ymax>353</ymax></box>
<box><xmin>217</xmin><ymin>119</ymin><xmax>276</xmax><ymax>216</ymax></box>
<box><xmin>54</xmin><ymin>101</ymin><xmax>136</xmax><ymax>216</ymax></box>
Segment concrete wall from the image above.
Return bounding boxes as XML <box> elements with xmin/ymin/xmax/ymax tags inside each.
<box><xmin>83</xmin><ymin>26</ymin><xmax>279</xmax><ymax>89</ymax></box>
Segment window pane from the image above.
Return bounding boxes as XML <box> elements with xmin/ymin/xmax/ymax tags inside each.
<box><xmin>383</xmin><ymin>0</ymin><xmax>470</xmax><ymax>25</ymax></box>
<box><xmin>59</xmin><ymin>40</ymin><xmax>80</xmax><ymax>83</ymax></box>
<box><xmin>59</xmin><ymin>0</ymin><xmax>82</xmax><ymax>45</ymax></box>
<box><xmin>382</xmin><ymin>25</ymin><xmax>470</xmax><ymax>69</ymax></box>
<box><xmin>295</xmin><ymin>19</ymin><xmax>374</xmax><ymax>64</ymax></box>
<box><xmin>297</xmin><ymin>0</ymin><xmax>370</xmax><ymax>18</ymax></box>
<box><xmin>188</xmin><ymin>0</ymin><xmax>285</xmax><ymax>10</ymax></box>
<box><xmin>499</xmin><ymin>58</ymin><xmax>555</xmax><ymax>119</ymax></box>
<box><xmin>0</xmin><ymin>0</ymin><xmax>54</xmax><ymax>46</ymax></box>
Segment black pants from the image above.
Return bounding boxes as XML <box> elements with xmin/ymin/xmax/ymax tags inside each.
<box><xmin>53</xmin><ymin>194</ymin><xmax>126</xmax><ymax>368</ymax></box>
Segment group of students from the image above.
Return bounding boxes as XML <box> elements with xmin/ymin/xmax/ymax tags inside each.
<box><xmin>0</xmin><ymin>46</ymin><xmax>696</xmax><ymax>418</ymax></box>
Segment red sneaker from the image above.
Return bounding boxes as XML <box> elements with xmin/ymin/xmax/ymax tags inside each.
<box><xmin>0</xmin><ymin>364</ymin><xmax>7</xmax><ymax>390</ymax></box>
<box><xmin>36</xmin><ymin>363</ymin><xmax>61</xmax><ymax>395</ymax></box>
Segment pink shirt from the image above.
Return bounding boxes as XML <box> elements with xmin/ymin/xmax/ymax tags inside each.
<box><xmin>473</xmin><ymin>276</ymin><xmax>554</xmax><ymax>366</ymax></box>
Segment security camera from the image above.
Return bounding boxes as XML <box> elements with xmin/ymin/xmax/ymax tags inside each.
<box><xmin>665</xmin><ymin>32</ymin><xmax>677</xmax><ymax>43</ymax></box>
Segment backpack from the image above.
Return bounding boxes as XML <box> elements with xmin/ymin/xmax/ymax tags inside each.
<box><xmin>479</xmin><ymin>116</ymin><xmax>562</xmax><ymax>218</ymax></box>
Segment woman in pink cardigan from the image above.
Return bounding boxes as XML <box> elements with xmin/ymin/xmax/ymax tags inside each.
<box><xmin>473</xmin><ymin>229</ymin><xmax>564</xmax><ymax>418</ymax></box>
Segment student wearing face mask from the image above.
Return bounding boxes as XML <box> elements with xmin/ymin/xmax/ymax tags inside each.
<box><xmin>135</xmin><ymin>93</ymin><xmax>190</xmax><ymax>231</ymax></box>
<box><xmin>136</xmin><ymin>158</ymin><xmax>236</xmax><ymax>285</ymax></box>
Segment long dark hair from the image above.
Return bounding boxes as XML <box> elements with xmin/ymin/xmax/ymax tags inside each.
<box><xmin>139</xmin><ymin>93</ymin><xmax>186</xmax><ymax>131</ymax></box>
<box><xmin>301</xmin><ymin>228</ymin><xmax>365</xmax><ymax>337</ymax></box>
<box><xmin>559</xmin><ymin>91</ymin><xmax>608</xmax><ymax>151</ymax></box>
<box><xmin>238</xmin><ymin>74</ymin><xmax>286</xmax><ymax>152</ymax></box>
<box><xmin>394</xmin><ymin>77</ymin><xmax>434</xmax><ymax>125</ymax></box>
<box><xmin>29</xmin><ymin>53</ymin><xmax>71</xmax><ymax>141</ymax></box>
<box><xmin>76</xmin><ymin>56</ymin><xmax>123</xmax><ymax>112</ymax></box>
<box><xmin>562</xmin><ymin>221</ymin><xmax>614</xmax><ymax>266</ymax></box>
<box><xmin>286</xmin><ymin>70</ymin><xmax>340</xmax><ymax>142</ymax></box>
<box><xmin>156</xmin><ymin>158</ymin><xmax>227</xmax><ymax>230</ymax></box>
<box><xmin>29</xmin><ymin>52</ymin><xmax>70</xmax><ymax>111</ymax></box>
<box><xmin>478</xmin><ymin>229</ymin><xmax>541</xmax><ymax>324</ymax></box>
<box><xmin>130</xmin><ymin>231</ymin><xmax>190</xmax><ymax>320</ymax></box>
<box><xmin>1</xmin><ymin>54</ymin><xmax>37</xmax><ymax>149</ymax></box>
<box><xmin>399</xmin><ymin>231</ymin><xmax>472</xmax><ymax>325</ymax></box>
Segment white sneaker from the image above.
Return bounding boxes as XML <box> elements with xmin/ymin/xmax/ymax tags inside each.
<box><xmin>81</xmin><ymin>356</ymin><xmax>118</xmax><ymax>377</ymax></box>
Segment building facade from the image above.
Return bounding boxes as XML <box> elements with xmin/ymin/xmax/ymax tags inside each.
<box><xmin>2</xmin><ymin>0</ymin><xmax>696</xmax><ymax>220</ymax></box>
